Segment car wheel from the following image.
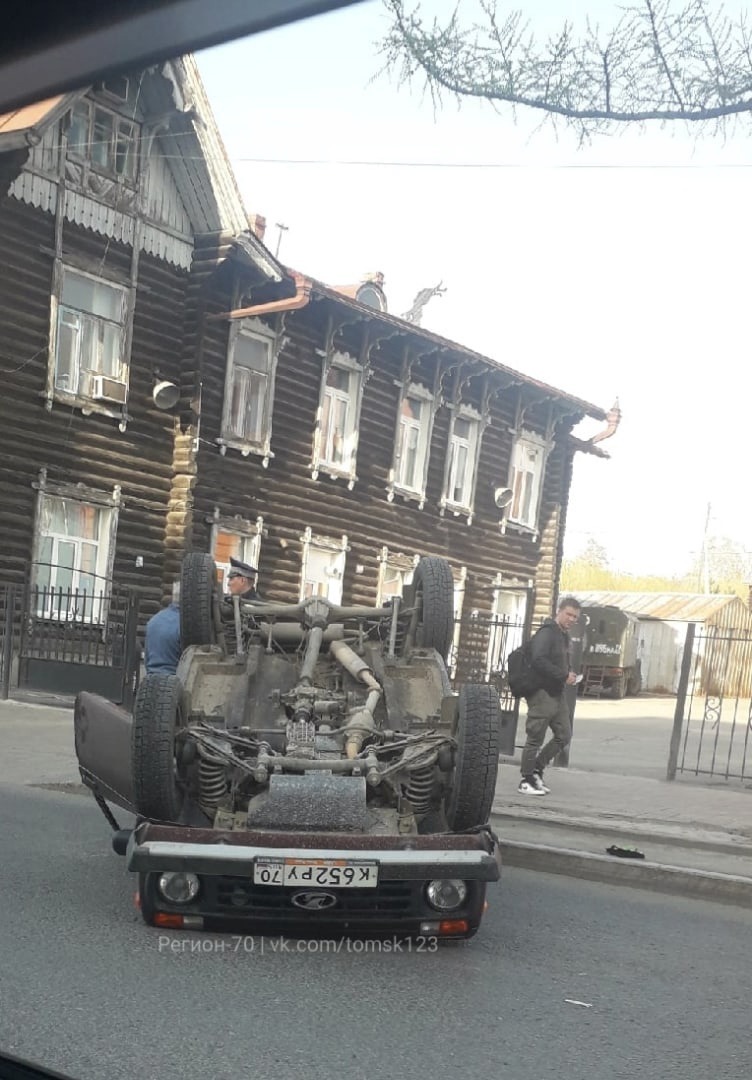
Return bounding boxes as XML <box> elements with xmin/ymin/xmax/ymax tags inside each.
<box><xmin>132</xmin><ymin>672</ymin><xmax>185</xmax><ymax>822</ymax></box>
<box><xmin>445</xmin><ymin>683</ymin><xmax>502</xmax><ymax>831</ymax></box>
<box><xmin>406</xmin><ymin>555</ymin><xmax>455</xmax><ymax>663</ymax></box>
<box><xmin>180</xmin><ymin>552</ymin><xmax>219</xmax><ymax>647</ymax></box>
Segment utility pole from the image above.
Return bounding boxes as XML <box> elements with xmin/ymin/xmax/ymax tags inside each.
<box><xmin>274</xmin><ymin>222</ymin><xmax>289</xmax><ymax>259</ymax></box>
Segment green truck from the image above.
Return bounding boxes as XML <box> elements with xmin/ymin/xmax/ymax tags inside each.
<box><xmin>580</xmin><ymin>605</ymin><xmax>642</xmax><ymax>698</ymax></box>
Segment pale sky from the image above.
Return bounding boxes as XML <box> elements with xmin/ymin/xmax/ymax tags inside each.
<box><xmin>194</xmin><ymin>0</ymin><xmax>751</xmax><ymax>579</ymax></box>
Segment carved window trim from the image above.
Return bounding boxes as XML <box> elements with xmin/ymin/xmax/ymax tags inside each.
<box><xmin>217</xmin><ymin>316</ymin><xmax>282</xmax><ymax>466</ymax></box>
<box><xmin>504</xmin><ymin>429</ymin><xmax>552</xmax><ymax>540</ymax></box>
<box><xmin>439</xmin><ymin>403</ymin><xmax>484</xmax><ymax>524</ymax></box>
<box><xmin>299</xmin><ymin>528</ymin><xmax>350</xmax><ymax>603</ymax></box>
<box><xmin>386</xmin><ymin>381</ymin><xmax>436</xmax><ymax>509</ymax></box>
<box><xmin>311</xmin><ymin>350</ymin><xmax>363</xmax><ymax>489</ymax></box>
<box><xmin>375</xmin><ymin>546</ymin><xmax>420</xmax><ymax>605</ymax></box>
<box><xmin>208</xmin><ymin>511</ymin><xmax>264</xmax><ymax>592</ymax></box>
<box><xmin>46</xmin><ymin>262</ymin><xmax>134</xmax><ymax>426</ymax></box>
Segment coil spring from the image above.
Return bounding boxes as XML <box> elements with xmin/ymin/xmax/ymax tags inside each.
<box><xmin>404</xmin><ymin>765</ymin><xmax>435</xmax><ymax>816</ymax></box>
<box><xmin>198</xmin><ymin>757</ymin><xmax>227</xmax><ymax>816</ymax></box>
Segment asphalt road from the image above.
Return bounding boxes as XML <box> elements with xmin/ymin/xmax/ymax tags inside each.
<box><xmin>1</xmin><ymin>784</ymin><xmax>751</xmax><ymax>1080</ymax></box>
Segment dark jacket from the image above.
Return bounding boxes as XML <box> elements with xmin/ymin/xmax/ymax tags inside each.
<box><xmin>144</xmin><ymin>603</ymin><xmax>181</xmax><ymax>675</ymax></box>
<box><xmin>530</xmin><ymin>618</ymin><xmax>571</xmax><ymax>697</ymax></box>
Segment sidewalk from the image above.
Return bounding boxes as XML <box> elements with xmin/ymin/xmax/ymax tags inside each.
<box><xmin>2</xmin><ymin>697</ymin><xmax>751</xmax><ymax>903</ymax></box>
<box><xmin>491</xmin><ymin>761</ymin><xmax>752</xmax><ymax>879</ymax></box>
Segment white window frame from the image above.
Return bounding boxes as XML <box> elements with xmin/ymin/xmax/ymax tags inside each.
<box><xmin>48</xmin><ymin>264</ymin><xmax>130</xmax><ymax>412</ymax></box>
<box><xmin>311</xmin><ymin>350</ymin><xmax>364</xmax><ymax>488</ymax></box>
<box><xmin>375</xmin><ymin>546</ymin><xmax>420</xmax><ymax>606</ymax></box>
<box><xmin>507</xmin><ymin>430</ymin><xmax>550</xmax><ymax>535</ymax></box>
<box><xmin>387</xmin><ymin>382</ymin><xmax>435</xmax><ymax>507</ymax></box>
<box><xmin>218</xmin><ymin>317</ymin><xmax>280</xmax><ymax>465</ymax></box>
<box><xmin>66</xmin><ymin>97</ymin><xmax>140</xmax><ymax>185</ymax></box>
<box><xmin>209</xmin><ymin>513</ymin><xmax>264</xmax><ymax>593</ymax></box>
<box><xmin>440</xmin><ymin>404</ymin><xmax>482</xmax><ymax>522</ymax></box>
<box><xmin>299</xmin><ymin>529</ymin><xmax>349</xmax><ymax>604</ymax></box>
<box><xmin>31</xmin><ymin>479</ymin><xmax>120</xmax><ymax>624</ymax></box>
<box><xmin>486</xmin><ymin>583</ymin><xmax>528</xmax><ymax>679</ymax></box>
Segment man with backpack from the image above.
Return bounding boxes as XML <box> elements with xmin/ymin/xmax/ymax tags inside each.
<box><xmin>517</xmin><ymin>595</ymin><xmax>581</xmax><ymax>796</ymax></box>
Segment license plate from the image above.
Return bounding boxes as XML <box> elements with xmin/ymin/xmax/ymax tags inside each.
<box><xmin>253</xmin><ymin>857</ymin><xmax>379</xmax><ymax>888</ymax></box>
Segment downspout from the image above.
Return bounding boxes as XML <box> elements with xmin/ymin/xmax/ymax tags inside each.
<box><xmin>206</xmin><ymin>274</ymin><xmax>314</xmax><ymax>322</ymax></box>
<box><xmin>588</xmin><ymin>399</ymin><xmax>622</xmax><ymax>448</ymax></box>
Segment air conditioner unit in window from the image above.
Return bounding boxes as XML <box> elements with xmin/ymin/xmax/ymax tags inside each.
<box><xmin>91</xmin><ymin>375</ymin><xmax>127</xmax><ymax>405</ymax></box>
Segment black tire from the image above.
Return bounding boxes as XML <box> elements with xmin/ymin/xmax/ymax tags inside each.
<box><xmin>445</xmin><ymin>683</ymin><xmax>502</xmax><ymax>832</ymax></box>
<box><xmin>613</xmin><ymin>674</ymin><xmax>628</xmax><ymax>699</ymax></box>
<box><xmin>180</xmin><ymin>552</ymin><xmax>218</xmax><ymax>647</ymax></box>
<box><xmin>132</xmin><ymin>673</ymin><xmax>185</xmax><ymax>822</ymax></box>
<box><xmin>410</xmin><ymin>556</ymin><xmax>455</xmax><ymax>662</ymax></box>
<box><xmin>628</xmin><ymin>663</ymin><xmax>642</xmax><ymax>696</ymax></box>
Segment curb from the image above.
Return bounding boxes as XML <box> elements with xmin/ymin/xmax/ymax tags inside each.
<box><xmin>492</xmin><ymin>806</ymin><xmax>752</xmax><ymax>858</ymax></box>
<box><xmin>497</xmin><ymin>836</ymin><xmax>752</xmax><ymax>908</ymax></box>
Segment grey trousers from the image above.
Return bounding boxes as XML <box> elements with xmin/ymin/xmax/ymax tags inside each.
<box><xmin>520</xmin><ymin>689</ymin><xmax>572</xmax><ymax>778</ymax></box>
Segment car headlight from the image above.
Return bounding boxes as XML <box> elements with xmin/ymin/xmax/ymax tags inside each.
<box><xmin>157</xmin><ymin>872</ymin><xmax>200</xmax><ymax>905</ymax></box>
<box><xmin>425</xmin><ymin>879</ymin><xmax>468</xmax><ymax>912</ymax></box>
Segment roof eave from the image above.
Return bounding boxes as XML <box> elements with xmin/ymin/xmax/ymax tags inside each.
<box><xmin>309</xmin><ymin>279</ymin><xmax>609</xmax><ymax>422</ymax></box>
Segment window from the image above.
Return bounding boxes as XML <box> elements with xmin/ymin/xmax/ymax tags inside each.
<box><xmin>509</xmin><ymin>433</ymin><xmax>548</xmax><ymax>531</ymax></box>
<box><xmin>487</xmin><ymin>589</ymin><xmax>528</xmax><ymax>678</ymax></box>
<box><xmin>376</xmin><ymin>547</ymin><xmax>418</xmax><ymax>605</ymax></box>
<box><xmin>299</xmin><ymin>530</ymin><xmax>348</xmax><ymax>604</ymax></box>
<box><xmin>67</xmin><ymin>99</ymin><xmax>138</xmax><ymax>182</ymax></box>
<box><xmin>441</xmin><ymin>408</ymin><xmax>481</xmax><ymax>516</ymax></box>
<box><xmin>220</xmin><ymin>321</ymin><xmax>278</xmax><ymax>460</ymax></box>
<box><xmin>33</xmin><ymin>494</ymin><xmax>115</xmax><ymax>622</ymax></box>
<box><xmin>387</xmin><ymin>382</ymin><xmax>435</xmax><ymax>507</ymax></box>
<box><xmin>321</xmin><ymin>365</ymin><xmax>357</xmax><ymax>468</ymax></box>
<box><xmin>312</xmin><ymin>352</ymin><xmax>363</xmax><ymax>483</ymax></box>
<box><xmin>53</xmin><ymin>267</ymin><xmax>128</xmax><ymax>403</ymax></box>
<box><xmin>396</xmin><ymin>394</ymin><xmax>431</xmax><ymax>492</ymax></box>
<box><xmin>212</xmin><ymin>521</ymin><xmax>263</xmax><ymax>593</ymax></box>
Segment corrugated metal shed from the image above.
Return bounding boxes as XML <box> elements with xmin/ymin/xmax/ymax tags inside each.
<box><xmin>576</xmin><ymin>590</ymin><xmax>751</xmax><ymax>625</ymax></box>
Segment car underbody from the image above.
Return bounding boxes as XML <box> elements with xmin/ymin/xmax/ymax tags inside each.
<box><xmin>75</xmin><ymin>553</ymin><xmax>503</xmax><ymax>941</ymax></box>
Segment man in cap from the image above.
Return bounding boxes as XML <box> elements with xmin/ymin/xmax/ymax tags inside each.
<box><xmin>226</xmin><ymin>557</ymin><xmax>261</xmax><ymax>601</ymax></box>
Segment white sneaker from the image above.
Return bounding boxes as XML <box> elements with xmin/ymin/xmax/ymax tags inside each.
<box><xmin>518</xmin><ymin>778</ymin><xmax>546</xmax><ymax>796</ymax></box>
<box><xmin>534</xmin><ymin>770</ymin><xmax>551</xmax><ymax>794</ymax></box>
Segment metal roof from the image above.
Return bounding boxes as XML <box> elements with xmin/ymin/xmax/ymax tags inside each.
<box><xmin>575</xmin><ymin>590</ymin><xmax>748</xmax><ymax>622</ymax></box>
<box><xmin>309</xmin><ymin>279</ymin><xmax>608</xmax><ymax>422</ymax></box>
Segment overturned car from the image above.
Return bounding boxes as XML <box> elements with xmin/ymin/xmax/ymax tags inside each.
<box><xmin>75</xmin><ymin>553</ymin><xmax>502</xmax><ymax>941</ymax></box>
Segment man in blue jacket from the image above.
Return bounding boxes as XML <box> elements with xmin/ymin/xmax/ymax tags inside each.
<box><xmin>144</xmin><ymin>582</ymin><xmax>181</xmax><ymax>676</ymax></box>
<box><xmin>518</xmin><ymin>595</ymin><xmax>581</xmax><ymax>797</ymax></box>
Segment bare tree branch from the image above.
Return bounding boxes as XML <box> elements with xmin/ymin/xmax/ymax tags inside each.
<box><xmin>380</xmin><ymin>0</ymin><xmax>752</xmax><ymax>137</ymax></box>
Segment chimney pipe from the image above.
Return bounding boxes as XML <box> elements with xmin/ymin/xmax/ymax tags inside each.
<box><xmin>248</xmin><ymin>213</ymin><xmax>267</xmax><ymax>242</ymax></box>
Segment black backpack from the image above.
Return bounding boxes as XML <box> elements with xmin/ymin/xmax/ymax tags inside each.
<box><xmin>506</xmin><ymin>634</ymin><xmax>540</xmax><ymax>698</ymax></box>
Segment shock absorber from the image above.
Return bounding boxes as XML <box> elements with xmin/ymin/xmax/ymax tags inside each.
<box><xmin>404</xmin><ymin>765</ymin><xmax>435</xmax><ymax>816</ymax></box>
<box><xmin>198</xmin><ymin>752</ymin><xmax>227</xmax><ymax>818</ymax></box>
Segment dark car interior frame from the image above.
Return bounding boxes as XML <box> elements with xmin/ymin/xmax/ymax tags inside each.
<box><xmin>0</xmin><ymin>0</ymin><xmax>367</xmax><ymax>115</ymax></box>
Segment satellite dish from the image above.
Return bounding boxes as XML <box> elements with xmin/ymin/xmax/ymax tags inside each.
<box><xmin>153</xmin><ymin>380</ymin><xmax>180</xmax><ymax>410</ymax></box>
<box><xmin>494</xmin><ymin>486</ymin><xmax>514</xmax><ymax>509</ymax></box>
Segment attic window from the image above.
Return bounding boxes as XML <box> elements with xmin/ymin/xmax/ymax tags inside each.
<box><xmin>67</xmin><ymin>99</ymin><xmax>139</xmax><ymax>183</ymax></box>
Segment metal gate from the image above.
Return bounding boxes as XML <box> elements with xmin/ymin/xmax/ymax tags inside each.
<box><xmin>667</xmin><ymin>622</ymin><xmax>752</xmax><ymax>782</ymax></box>
<box><xmin>451</xmin><ymin>612</ymin><xmax>526</xmax><ymax>756</ymax></box>
<box><xmin>14</xmin><ymin>576</ymin><xmax>141</xmax><ymax>706</ymax></box>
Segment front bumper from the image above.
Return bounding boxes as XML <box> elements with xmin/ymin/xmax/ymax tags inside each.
<box><xmin>129</xmin><ymin>822</ymin><xmax>501</xmax><ymax>939</ymax></box>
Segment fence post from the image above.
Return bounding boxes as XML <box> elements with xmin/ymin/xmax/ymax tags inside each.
<box><xmin>121</xmin><ymin>591</ymin><xmax>141</xmax><ymax>711</ymax></box>
<box><xmin>667</xmin><ymin>622</ymin><xmax>696</xmax><ymax>781</ymax></box>
<box><xmin>1</xmin><ymin>584</ymin><xmax>15</xmax><ymax>700</ymax></box>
